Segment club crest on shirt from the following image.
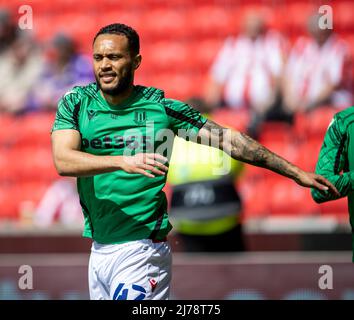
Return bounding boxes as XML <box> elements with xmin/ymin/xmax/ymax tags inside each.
<box><xmin>134</xmin><ymin>109</ymin><xmax>146</xmax><ymax>125</ymax></box>
<box><xmin>87</xmin><ymin>109</ymin><xmax>97</xmax><ymax>120</ymax></box>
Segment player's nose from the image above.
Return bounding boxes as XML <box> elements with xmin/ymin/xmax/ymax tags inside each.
<box><xmin>101</xmin><ymin>56</ymin><xmax>112</xmax><ymax>70</ymax></box>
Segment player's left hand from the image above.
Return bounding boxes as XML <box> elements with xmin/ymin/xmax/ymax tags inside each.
<box><xmin>294</xmin><ymin>171</ymin><xmax>340</xmax><ymax>197</ymax></box>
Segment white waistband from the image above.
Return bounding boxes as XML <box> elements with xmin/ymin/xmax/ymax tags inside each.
<box><xmin>91</xmin><ymin>239</ymin><xmax>154</xmax><ymax>254</ymax></box>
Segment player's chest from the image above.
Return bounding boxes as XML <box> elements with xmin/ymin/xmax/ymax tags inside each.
<box><xmin>78</xmin><ymin>105</ymin><xmax>169</xmax><ymax>155</ymax></box>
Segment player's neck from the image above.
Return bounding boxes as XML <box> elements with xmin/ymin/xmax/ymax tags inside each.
<box><xmin>100</xmin><ymin>85</ymin><xmax>134</xmax><ymax>106</ymax></box>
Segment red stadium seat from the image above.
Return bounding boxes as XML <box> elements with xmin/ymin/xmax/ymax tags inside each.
<box><xmin>294</xmin><ymin>138</ymin><xmax>323</xmax><ymax>172</ymax></box>
<box><xmin>259</xmin><ymin>121</ymin><xmax>296</xmax><ymax>145</ymax></box>
<box><xmin>189</xmin><ymin>39</ymin><xmax>224</xmax><ymax>73</ymax></box>
<box><xmin>0</xmin><ymin>183</ymin><xmax>20</xmax><ymax>219</ymax></box>
<box><xmin>239</xmin><ymin>179</ymin><xmax>270</xmax><ymax>219</ymax></box>
<box><xmin>142</xmin><ymin>41</ymin><xmax>192</xmax><ymax>72</ymax></box>
<box><xmin>0</xmin><ymin>186</ymin><xmax>17</xmax><ymax>220</ymax></box>
<box><xmin>14</xmin><ymin>112</ymin><xmax>55</xmax><ymax>147</ymax></box>
<box><xmin>0</xmin><ymin>148</ymin><xmax>13</xmax><ymax>181</ymax></box>
<box><xmin>334</xmin><ymin>1</ymin><xmax>354</xmax><ymax>32</ymax></box>
<box><xmin>294</xmin><ymin>107</ymin><xmax>337</xmax><ymax>141</ymax></box>
<box><xmin>0</xmin><ymin>181</ymin><xmax>50</xmax><ymax>221</ymax></box>
<box><xmin>317</xmin><ymin>197</ymin><xmax>348</xmax><ymax>216</ymax></box>
<box><xmin>284</xmin><ymin>3</ymin><xmax>317</xmax><ymax>36</ymax></box>
<box><xmin>212</xmin><ymin>108</ymin><xmax>250</xmax><ymax>133</ymax></box>
<box><xmin>146</xmin><ymin>72</ymin><xmax>205</xmax><ymax>100</ymax></box>
<box><xmin>17</xmin><ymin>181</ymin><xmax>49</xmax><ymax>206</ymax></box>
<box><xmin>343</xmin><ymin>34</ymin><xmax>354</xmax><ymax>58</ymax></box>
<box><xmin>97</xmin><ymin>10</ymin><xmax>144</xmax><ymax>35</ymax></box>
<box><xmin>262</xmin><ymin>139</ymin><xmax>299</xmax><ymax>165</ymax></box>
<box><xmin>239</xmin><ymin>164</ymin><xmax>266</xmax><ymax>183</ymax></box>
<box><xmin>7</xmin><ymin>146</ymin><xmax>59</xmax><ymax>182</ymax></box>
<box><xmin>267</xmin><ymin>178</ymin><xmax>318</xmax><ymax>216</ymax></box>
<box><xmin>140</xmin><ymin>9</ymin><xmax>188</xmax><ymax>40</ymax></box>
<box><xmin>188</xmin><ymin>6</ymin><xmax>237</xmax><ymax>38</ymax></box>
<box><xmin>0</xmin><ymin>114</ymin><xmax>19</xmax><ymax>147</ymax></box>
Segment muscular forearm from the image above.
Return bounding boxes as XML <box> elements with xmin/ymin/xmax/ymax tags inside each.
<box><xmin>227</xmin><ymin>131</ymin><xmax>302</xmax><ymax>181</ymax></box>
<box><xmin>197</xmin><ymin>120</ymin><xmax>339</xmax><ymax>195</ymax></box>
<box><xmin>199</xmin><ymin>120</ymin><xmax>303</xmax><ymax>182</ymax></box>
<box><xmin>53</xmin><ymin>149</ymin><xmax>121</xmax><ymax>177</ymax></box>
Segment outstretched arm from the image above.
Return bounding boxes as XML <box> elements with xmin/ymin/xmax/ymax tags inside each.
<box><xmin>196</xmin><ymin>119</ymin><xmax>339</xmax><ymax>196</ymax></box>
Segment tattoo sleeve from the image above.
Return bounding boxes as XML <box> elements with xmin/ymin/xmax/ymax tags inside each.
<box><xmin>197</xmin><ymin>119</ymin><xmax>301</xmax><ymax>180</ymax></box>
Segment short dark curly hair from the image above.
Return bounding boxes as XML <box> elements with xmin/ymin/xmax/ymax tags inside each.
<box><xmin>93</xmin><ymin>23</ymin><xmax>140</xmax><ymax>56</ymax></box>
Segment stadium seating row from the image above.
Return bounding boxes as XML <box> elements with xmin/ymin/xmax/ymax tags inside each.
<box><xmin>3</xmin><ymin>1</ymin><xmax>353</xmax><ymax>43</ymax></box>
<box><xmin>240</xmin><ymin>175</ymin><xmax>348</xmax><ymax>223</ymax></box>
<box><xmin>0</xmin><ymin>106</ymin><xmax>347</xmax><ymax>222</ymax></box>
<box><xmin>0</xmin><ymin>0</ymin><xmax>351</xmax><ymax>223</ymax></box>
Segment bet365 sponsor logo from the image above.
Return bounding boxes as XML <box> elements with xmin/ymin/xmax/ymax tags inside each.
<box><xmin>82</xmin><ymin>135</ymin><xmax>152</xmax><ymax>151</ymax></box>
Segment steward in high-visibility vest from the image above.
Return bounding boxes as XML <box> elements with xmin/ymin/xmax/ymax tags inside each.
<box><xmin>167</xmin><ymin>113</ymin><xmax>245</xmax><ymax>252</ymax></box>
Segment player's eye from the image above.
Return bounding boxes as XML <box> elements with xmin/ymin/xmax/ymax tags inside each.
<box><xmin>108</xmin><ymin>54</ymin><xmax>121</xmax><ymax>60</ymax></box>
<box><xmin>93</xmin><ymin>55</ymin><xmax>103</xmax><ymax>61</ymax></box>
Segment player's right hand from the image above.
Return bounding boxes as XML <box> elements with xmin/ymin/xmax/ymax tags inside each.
<box><xmin>119</xmin><ymin>153</ymin><xmax>168</xmax><ymax>178</ymax></box>
<box><xmin>294</xmin><ymin>171</ymin><xmax>340</xmax><ymax>197</ymax></box>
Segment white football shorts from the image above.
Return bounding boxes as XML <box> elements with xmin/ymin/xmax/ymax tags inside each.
<box><xmin>88</xmin><ymin>239</ymin><xmax>172</xmax><ymax>300</ymax></box>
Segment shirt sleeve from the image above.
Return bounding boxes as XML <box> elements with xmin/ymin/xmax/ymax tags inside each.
<box><xmin>52</xmin><ymin>89</ymin><xmax>81</xmax><ymax>132</ymax></box>
<box><xmin>311</xmin><ymin>115</ymin><xmax>354</xmax><ymax>203</ymax></box>
<box><xmin>163</xmin><ymin>98</ymin><xmax>208</xmax><ymax>137</ymax></box>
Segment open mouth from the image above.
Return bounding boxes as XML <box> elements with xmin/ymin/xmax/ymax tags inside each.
<box><xmin>100</xmin><ymin>73</ymin><xmax>116</xmax><ymax>84</ymax></box>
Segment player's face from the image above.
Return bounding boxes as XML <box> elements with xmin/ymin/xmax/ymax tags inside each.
<box><xmin>93</xmin><ymin>34</ymin><xmax>141</xmax><ymax>96</ymax></box>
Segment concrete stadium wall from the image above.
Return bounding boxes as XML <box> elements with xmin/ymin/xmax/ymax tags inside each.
<box><xmin>0</xmin><ymin>252</ymin><xmax>352</xmax><ymax>300</ymax></box>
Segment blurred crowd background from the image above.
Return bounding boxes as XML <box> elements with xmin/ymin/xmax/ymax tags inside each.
<box><xmin>0</xmin><ymin>0</ymin><xmax>353</xmax><ymax>243</ymax></box>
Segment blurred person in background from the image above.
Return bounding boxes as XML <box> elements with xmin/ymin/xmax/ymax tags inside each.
<box><xmin>33</xmin><ymin>177</ymin><xmax>83</xmax><ymax>229</ymax></box>
<box><xmin>311</xmin><ymin>107</ymin><xmax>354</xmax><ymax>263</ymax></box>
<box><xmin>167</xmin><ymin>97</ymin><xmax>245</xmax><ymax>252</ymax></box>
<box><xmin>205</xmin><ymin>11</ymin><xmax>288</xmax><ymax>138</ymax></box>
<box><xmin>0</xmin><ymin>9</ymin><xmax>17</xmax><ymax>54</ymax></box>
<box><xmin>0</xmin><ymin>29</ymin><xmax>43</xmax><ymax>114</ymax></box>
<box><xmin>282</xmin><ymin>14</ymin><xmax>353</xmax><ymax>116</ymax></box>
<box><xmin>30</xmin><ymin>33</ymin><xmax>94</xmax><ymax>111</ymax></box>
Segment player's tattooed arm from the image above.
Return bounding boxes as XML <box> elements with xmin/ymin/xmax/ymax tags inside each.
<box><xmin>197</xmin><ymin>119</ymin><xmax>340</xmax><ymax>196</ymax></box>
<box><xmin>198</xmin><ymin>120</ymin><xmax>297</xmax><ymax>176</ymax></box>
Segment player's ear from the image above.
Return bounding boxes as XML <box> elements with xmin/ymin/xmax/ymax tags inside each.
<box><xmin>133</xmin><ymin>54</ymin><xmax>142</xmax><ymax>70</ymax></box>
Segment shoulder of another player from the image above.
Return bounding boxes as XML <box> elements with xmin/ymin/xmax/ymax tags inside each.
<box><xmin>334</xmin><ymin>107</ymin><xmax>354</xmax><ymax>130</ymax></box>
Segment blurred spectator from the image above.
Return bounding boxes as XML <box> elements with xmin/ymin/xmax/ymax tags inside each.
<box><xmin>205</xmin><ymin>11</ymin><xmax>288</xmax><ymax>137</ymax></box>
<box><xmin>282</xmin><ymin>14</ymin><xmax>353</xmax><ymax>115</ymax></box>
<box><xmin>167</xmin><ymin>97</ymin><xmax>245</xmax><ymax>252</ymax></box>
<box><xmin>0</xmin><ymin>30</ymin><xmax>43</xmax><ymax>114</ymax></box>
<box><xmin>0</xmin><ymin>9</ymin><xmax>17</xmax><ymax>54</ymax></box>
<box><xmin>33</xmin><ymin>177</ymin><xmax>83</xmax><ymax>228</ymax></box>
<box><xmin>29</xmin><ymin>33</ymin><xmax>94</xmax><ymax>111</ymax></box>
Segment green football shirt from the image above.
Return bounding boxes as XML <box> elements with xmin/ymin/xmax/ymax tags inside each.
<box><xmin>311</xmin><ymin>107</ymin><xmax>354</xmax><ymax>262</ymax></box>
<box><xmin>52</xmin><ymin>83</ymin><xmax>207</xmax><ymax>244</ymax></box>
